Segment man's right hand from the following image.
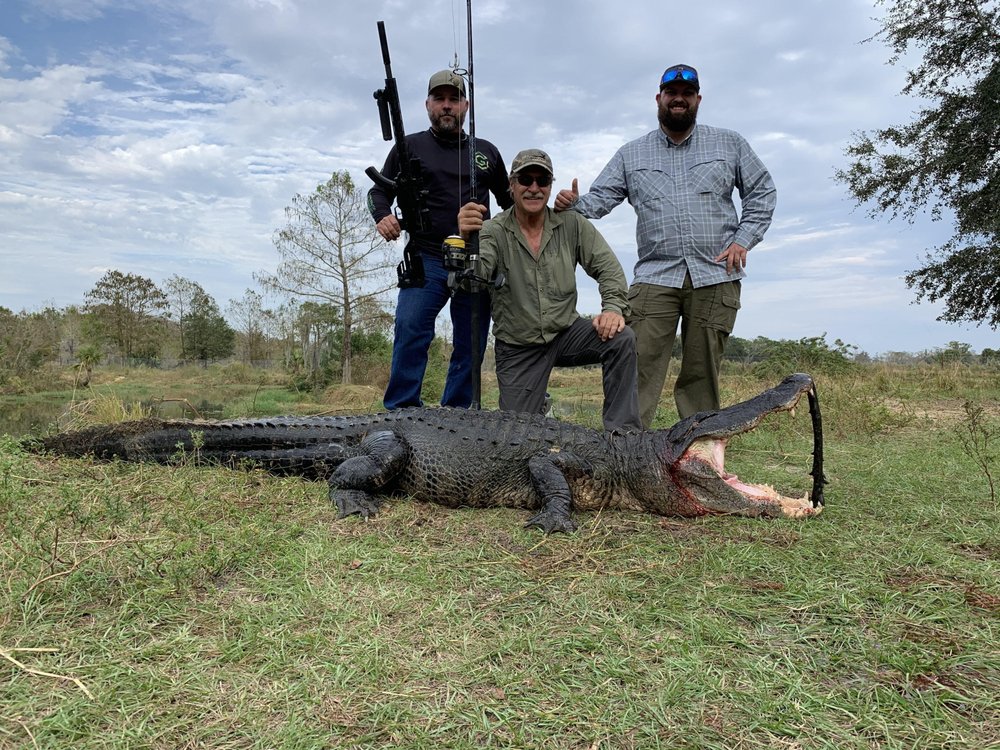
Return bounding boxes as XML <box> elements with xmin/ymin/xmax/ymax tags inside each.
<box><xmin>457</xmin><ymin>202</ymin><xmax>487</xmax><ymax>239</ymax></box>
<box><xmin>376</xmin><ymin>215</ymin><xmax>402</xmax><ymax>242</ymax></box>
<box><xmin>554</xmin><ymin>178</ymin><xmax>579</xmax><ymax>212</ymax></box>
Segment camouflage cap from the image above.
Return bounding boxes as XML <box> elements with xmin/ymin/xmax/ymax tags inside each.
<box><xmin>427</xmin><ymin>70</ymin><xmax>466</xmax><ymax>96</ymax></box>
<box><xmin>509</xmin><ymin>148</ymin><xmax>553</xmax><ymax>176</ymax></box>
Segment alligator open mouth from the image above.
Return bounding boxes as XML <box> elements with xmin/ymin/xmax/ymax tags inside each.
<box><xmin>681</xmin><ymin>437</ymin><xmax>820</xmax><ymax>518</ymax></box>
<box><xmin>670</xmin><ymin>374</ymin><xmax>827</xmax><ymax>518</ymax></box>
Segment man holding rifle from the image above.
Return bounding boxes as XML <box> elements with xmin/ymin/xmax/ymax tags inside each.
<box><xmin>368</xmin><ymin>70</ymin><xmax>512</xmax><ymax>411</ymax></box>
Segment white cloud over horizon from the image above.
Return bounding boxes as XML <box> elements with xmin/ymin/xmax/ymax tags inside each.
<box><xmin>0</xmin><ymin>0</ymin><xmax>995</xmax><ymax>357</ymax></box>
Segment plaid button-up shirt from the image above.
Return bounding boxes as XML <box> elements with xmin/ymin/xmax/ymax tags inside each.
<box><xmin>574</xmin><ymin>123</ymin><xmax>776</xmax><ymax>288</ymax></box>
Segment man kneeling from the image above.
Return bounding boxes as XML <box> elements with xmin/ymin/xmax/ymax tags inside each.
<box><xmin>458</xmin><ymin>149</ymin><xmax>641</xmax><ymax>433</ymax></box>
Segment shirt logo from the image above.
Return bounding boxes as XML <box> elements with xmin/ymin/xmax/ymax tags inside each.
<box><xmin>475</xmin><ymin>152</ymin><xmax>490</xmax><ymax>172</ymax></box>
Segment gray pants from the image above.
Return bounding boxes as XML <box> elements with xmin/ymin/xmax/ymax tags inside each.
<box><xmin>627</xmin><ymin>276</ymin><xmax>740</xmax><ymax>426</ymax></box>
<box><xmin>494</xmin><ymin>317</ymin><xmax>642</xmax><ymax>433</ymax></box>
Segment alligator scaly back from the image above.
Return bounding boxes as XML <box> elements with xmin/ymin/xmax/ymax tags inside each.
<box><xmin>31</xmin><ymin>374</ymin><xmax>826</xmax><ymax>533</ymax></box>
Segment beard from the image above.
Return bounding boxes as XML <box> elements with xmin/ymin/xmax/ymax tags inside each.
<box><xmin>430</xmin><ymin>111</ymin><xmax>465</xmax><ymax>138</ymax></box>
<box><xmin>657</xmin><ymin>99</ymin><xmax>698</xmax><ymax>134</ymax></box>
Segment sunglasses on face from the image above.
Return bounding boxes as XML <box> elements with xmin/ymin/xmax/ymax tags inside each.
<box><xmin>660</xmin><ymin>67</ymin><xmax>698</xmax><ymax>86</ymax></box>
<box><xmin>514</xmin><ymin>173</ymin><xmax>552</xmax><ymax>188</ymax></box>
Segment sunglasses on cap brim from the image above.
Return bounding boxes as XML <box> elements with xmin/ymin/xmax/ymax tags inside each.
<box><xmin>660</xmin><ymin>68</ymin><xmax>698</xmax><ymax>86</ymax></box>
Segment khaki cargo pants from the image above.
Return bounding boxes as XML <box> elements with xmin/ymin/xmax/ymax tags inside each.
<box><xmin>626</xmin><ymin>275</ymin><xmax>741</xmax><ymax>427</ymax></box>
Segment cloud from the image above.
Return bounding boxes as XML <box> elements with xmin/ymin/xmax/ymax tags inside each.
<box><xmin>0</xmin><ymin>64</ymin><xmax>104</xmax><ymax>137</ymax></box>
<box><xmin>0</xmin><ymin>0</ymin><xmax>993</xmax><ymax>354</ymax></box>
<box><xmin>22</xmin><ymin>0</ymin><xmax>121</xmax><ymax>22</ymax></box>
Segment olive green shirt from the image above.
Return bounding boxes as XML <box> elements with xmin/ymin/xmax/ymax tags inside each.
<box><xmin>478</xmin><ymin>206</ymin><xmax>629</xmax><ymax>346</ymax></box>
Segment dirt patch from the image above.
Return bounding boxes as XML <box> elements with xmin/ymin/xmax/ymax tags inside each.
<box><xmin>885</xmin><ymin>397</ymin><xmax>1000</xmax><ymax>426</ymax></box>
<box><xmin>955</xmin><ymin>542</ymin><xmax>998</xmax><ymax>562</ymax></box>
<box><xmin>884</xmin><ymin>567</ymin><xmax>958</xmax><ymax>590</ymax></box>
<box><xmin>964</xmin><ymin>584</ymin><xmax>1000</xmax><ymax>612</ymax></box>
<box><xmin>885</xmin><ymin>567</ymin><xmax>1000</xmax><ymax>613</ymax></box>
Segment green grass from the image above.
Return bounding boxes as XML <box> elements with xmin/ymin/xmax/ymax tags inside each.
<box><xmin>1</xmin><ymin>369</ymin><xmax>998</xmax><ymax>748</ymax></box>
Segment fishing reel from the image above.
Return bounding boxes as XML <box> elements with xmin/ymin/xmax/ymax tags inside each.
<box><xmin>442</xmin><ymin>235</ymin><xmax>505</xmax><ymax>293</ymax></box>
<box><xmin>442</xmin><ymin>235</ymin><xmax>470</xmax><ymax>274</ymax></box>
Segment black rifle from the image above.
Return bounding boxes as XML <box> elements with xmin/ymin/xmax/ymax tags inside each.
<box><xmin>365</xmin><ymin>21</ymin><xmax>431</xmax><ymax>288</ymax></box>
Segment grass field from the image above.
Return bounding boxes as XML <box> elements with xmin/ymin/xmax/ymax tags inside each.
<box><xmin>1</xmin><ymin>366</ymin><xmax>998</xmax><ymax>749</ymax></box>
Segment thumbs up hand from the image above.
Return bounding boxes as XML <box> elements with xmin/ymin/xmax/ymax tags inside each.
<box><xmin>554</xmin><ymin>177</ymin><xmax>580</xmax><ymax>212</ymax></box>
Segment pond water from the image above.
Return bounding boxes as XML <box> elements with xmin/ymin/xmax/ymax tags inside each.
<box><xmin>0</xmin><ymin>397</ymin><xmax>225</xmax><ymax>438</ymax></box>
<box><xmin>0</xmin><ymin>397</ymin><xmax>67</xmax><ymax>438</ymax></box>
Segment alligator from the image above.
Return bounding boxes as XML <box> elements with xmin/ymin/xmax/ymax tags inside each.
<box><xmin>32</xmin><ymin>373</ymin><xmax>826</xmax><ymax>533</ymax></box>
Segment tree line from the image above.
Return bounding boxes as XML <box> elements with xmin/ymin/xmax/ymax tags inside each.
<box><xmin>3</xmin><ymin>159</ymin><xmax>1000</xmax><ymax>396</ymax></box>
<box><xmin>2</xmin><ymin>287</ymin><xmax>996</xmax><ymax>395</ymax></box>
<box><xmin>0</xmin><ymin>271</ymin><xmax>394</xmax><ymax>389</ymax></box>
<box><xmin>0</xmin><ymin>171</ymin><xmax>398</xmax><ymax>392</ymax></box>
<box><xmin>8</xmin><ymin>0</ymin><xmax>1000</xmax><ymax>401</ymax></box>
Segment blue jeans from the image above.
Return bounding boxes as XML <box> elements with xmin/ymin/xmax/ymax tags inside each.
<box><xmin>384</xmin><ymin>253</ymin><xmax>491</xmax><ymax>410</ymax></box>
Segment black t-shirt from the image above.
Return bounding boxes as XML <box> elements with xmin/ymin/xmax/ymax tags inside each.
<box><xmin>367</xmin><ymin>128</ymin><xmax>513</xmax><ymax>254</ymax></box>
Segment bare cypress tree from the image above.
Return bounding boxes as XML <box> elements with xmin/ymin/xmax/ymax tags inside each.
<box><xmin>258</xmin><ymin>171</ymin><xmax>395</xmax><ymax>384</ymax></box>
<box><xmin>164</xmin><ymin>275</ymin><xmax>201</xmax><ymax>360</ymax></box>
<box><xmin>226</xmin><ymin>289</ymin><xmax>271</xmax><ymax>365</ymax></box>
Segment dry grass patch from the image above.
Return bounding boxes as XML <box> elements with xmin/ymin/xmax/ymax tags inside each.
<box><xmin>319</xmin><ymin>384</ymin><xmax>385</xmax><ymax>413</ymax></box>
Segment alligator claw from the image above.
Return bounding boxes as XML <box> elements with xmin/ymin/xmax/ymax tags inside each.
<box><xmin>525</xmin><ymin>510</ymin><xmax>577</xmax><ymax>535</ymax></box>
<box><xmin>333</xmin><ymin>489</ymin><xmax>381</xmax><ymax>520</ymax></box>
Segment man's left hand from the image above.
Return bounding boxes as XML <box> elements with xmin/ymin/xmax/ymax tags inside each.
<box><xmin>592</xmin><ymin>311</ymin><xmax>625</xmax><ymax>341</ymax></box>
<box><xmin>715</xmin><ymin>242</ymin><xmax>749</xmax><ymax>274</ymax></box>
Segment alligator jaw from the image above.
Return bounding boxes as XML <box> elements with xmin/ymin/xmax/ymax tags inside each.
<box><xmin>672</xmin><ymin>374</ymin><xmax>827</xmax><ymax>518</ymax></box>
<box><xmin>681</xmin><ymin>437</ymin><xmax>821</xmax><ymax>518</ymax></box>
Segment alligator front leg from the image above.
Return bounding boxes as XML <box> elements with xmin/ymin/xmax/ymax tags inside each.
<box><xmin>328</xmin><ymin>430</ymin><xmax>410</xmax><ymax>520</ymax></box>
<box><xmin>525</xmin><ymin>451</ymin><xmax>592</xmax><ymax>534</ymax></box>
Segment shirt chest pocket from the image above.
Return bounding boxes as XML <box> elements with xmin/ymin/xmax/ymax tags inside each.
<box><xmin>541</xmin><ymin>248</ymin><xmax>579</xmax><ymax>301</ymax></box>
<box><xmin>630</xmin><ymin>167</ymin><xmax>672</xmax><ymax>207</ymax></box>
<box><xmin>689</xmin><ymin>159</ymin><xmax>732</xmax><ymax>196</ymax></box>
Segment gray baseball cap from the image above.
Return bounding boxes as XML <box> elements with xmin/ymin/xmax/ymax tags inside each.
<box><xmin>509</xmin><ymin>148</ymin><xmax>553</xmax><ymax>176</ymax></box>
<box><xmin>427</xmin><ymin>70</ymin><xmax>466</xmax><ymax>96</ymax></box>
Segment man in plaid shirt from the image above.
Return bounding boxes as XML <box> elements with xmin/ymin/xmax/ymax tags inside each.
<box><xmin>556</xmin><ymin>64</ymin><xmax>776</xmax><ymax>427</ymax></box>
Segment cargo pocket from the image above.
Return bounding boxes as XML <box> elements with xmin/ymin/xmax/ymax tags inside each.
<box><xmin>632</xmin><ymin>168</ymin><xmax>671</xmax><ymax>206</ymax></box>
<box><xmin>690</xmin><ymin>160</ymin><xmax>732</xmax><ymax>196</ymax></box>
<box><xmin>625</xmin><ymin>283</ymin><xmax>647</xmax><ymax>325</ymax></box>
<box><xmin>707</xmin><ymin>280</ymin><xmax>741</xmax><ymax>334</ymax></box>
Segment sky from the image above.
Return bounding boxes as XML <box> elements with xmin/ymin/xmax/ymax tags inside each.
<box><xmin>0</xmin><ymin>0</ymin><xmax>995</xmax><ymax>357</ymax></box>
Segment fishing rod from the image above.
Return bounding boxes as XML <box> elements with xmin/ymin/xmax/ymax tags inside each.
<box><xmin>443</xmin><ymin>0</ymin><xmax>493</xmax><ymax>410</ymax></box>
<box><xmin>463</xmin><ymin>0</ymin><xmax>484</xmax><ymax>411</ymax></box>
